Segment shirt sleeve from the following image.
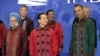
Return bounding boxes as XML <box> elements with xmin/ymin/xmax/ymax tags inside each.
<box><xmin>69</xmin><ymin>23</ymin><xmax>74</xmax><ymax>55</ymax></box>
<box><xmin>2</xmin><ymin>31</ymin><xmax>7</xmax><ymax>56</ymax></box>
<box><xmin>29</xmin><ymin>30</ymin><xmax>35</xmax><ymax>56</ymax></box>
<box><xmin>21</xmin><ymin>30</ymin><xmax>28</xmax><ymax>56</ymax></box>
<box><xmin>88</xmin><ymin>21</ymin><xmax>95</xmax><ymax>54</ymax></box>
<box><xmin>51</xmin><ymin>29</ymin><xmax>58</xmax><ymax>56</ymax></box>
<box><xmin>57</xmin><ymin>22</ymin><xmax>63</xmax><ymax>48</ymax></box>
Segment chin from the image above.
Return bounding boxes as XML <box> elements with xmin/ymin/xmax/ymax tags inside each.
<box><xmin>21</xmin><ymin>15</ymin><xmax>26</xmax><ymax>17</ymax></box>
<box><xmin>44</xmin><ymin>23</ymin><xmax>47</xmax><ymax>25</ymax></box>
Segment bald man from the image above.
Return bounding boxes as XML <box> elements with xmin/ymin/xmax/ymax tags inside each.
<box><xmin>84</xmin><ymin>6</ymin><xmax>97</xmax><ymax>51</ymax></box>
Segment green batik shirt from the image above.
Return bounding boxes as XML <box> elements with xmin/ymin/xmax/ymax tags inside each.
<box><xmin>69</xmin><ymin>18</ymin><xmax>95</xmax><ymax>56</ymax></box>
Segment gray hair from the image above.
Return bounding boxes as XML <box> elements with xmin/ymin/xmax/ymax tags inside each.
<box><xmin>83</xmin><ymin>6</ymin><xmax>90</xmax><ymax>10</ymax></box>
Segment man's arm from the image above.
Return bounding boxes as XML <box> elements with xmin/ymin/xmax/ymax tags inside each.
<box><xmin>2</xmin><ymin>31</ymin><xmax>7</xmax><ymax>56</ymax></box>
<box><xmin>88</xmin><ymin>21</ymin><xmax>95</xmax><ymax>56</ymax></box>
<box><xmin>21</xmin><ymin>30</ymin><xmax>28</xmax><ymax>56</ymax></box>
<box><xmin>51</xmin><ymin>29</ymin><xmax>58</xmax><ymax>56</ymax></box>
<box><xmin>57</xmin><ymin>22</ymin><xmax>64</xmax><ymax>51</ymax></box>
<box><xmin>29</xmin><ymin>20</ymin><xmax>34</xmax><ymax>36</ymax></box>
<box><xmin>69</xmin><ymin>23</ymin><xmax>75</xmax><ymax>56</ymax></box>
<box><xmin>29</xmin><ymin>30</ymin><xmax>35</xmax><ymax>56</ymax></box>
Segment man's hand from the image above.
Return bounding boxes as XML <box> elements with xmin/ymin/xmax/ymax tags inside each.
<box><xmin>59</xmin><ymin>48</ymin><xmax>62</xmax><ymax>52</ymax></box>
<box><xmin>88</xmin><ymin>53</ymin><xmax>93</xmax><ymax>56</ymax></box>
<box><xmin>94</xmin><ymin>48</ymin><xmax>97</xmax><ymax>52</ymax></box>
<box><xmin>28</xmin><ymin>36</ymin><xmax>29</xmax><ymax>40</ymax></box>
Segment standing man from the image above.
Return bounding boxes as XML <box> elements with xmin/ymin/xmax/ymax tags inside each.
<box><xmin>0</xmin><ymin>20</ymin><xmax>6</xmax><ymax>56</ymax></box>
<box><xmin>20</xmin><ymin>5</ymin><xmax>34</xmax><ymax>37</ymax></box>
<box><xmin>46</xmin><ymin>10</ymin><xmax>63</xmax><ymax>56</ymax></box>
<box><xmin>69</xmin><ymin>4</ymin><xmax>95</xmax><ymax>56</ymax></box>
<box><xmin>19</xmin><ymin>5</ymin><xmax>34</xmax><ymax>56</ymax></box>
<box><xmin>2</xmin><ymin>12</ymin><xmax>28</xmax><ymax>56</ymax></box>
<box><xmin>29</xmin><ymin>13</ymin><xmax>58</xmax><ymax>56</ymax></box>
<box><xmin>83</xmin><ymin>6</ymin><xmax>97</xmax><ymax>51</ymax></box>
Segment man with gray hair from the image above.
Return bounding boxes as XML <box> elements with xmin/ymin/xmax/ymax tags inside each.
<box><xmin>83</xmin><ymin>6</ymin><xmax>97</xmax><ymax>51</ymax></box>
<box><xmin>2</xmin><ymin>12</ymin><xmax>28</xmax><ymax>56</ymax></box>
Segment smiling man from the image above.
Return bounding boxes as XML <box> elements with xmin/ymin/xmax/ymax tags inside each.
<box><xmin>69</xmin><ymin>4</ymin><xmax>95</xmax><ymax>56</ymax></box>
<box><xmin>29</xmin><ymin>13</ymin><xmax>58</xmax><ymax>56</ymax></box>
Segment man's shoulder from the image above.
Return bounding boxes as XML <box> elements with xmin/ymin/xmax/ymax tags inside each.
<box><xmin>18</xmin><ymin>27</ymin><xmax>26</xmax><ymax>33</ymax></box>
<box><xmin>48</xmin><ymin>28</ymin><xmax>56</xmax><ymax>35</ymax></box>
<box><xmin>88</xmin><ymin>17</ymin><xmax>96</xmax><ymax>22</ymax></box>
<box><xmin>85</xmin><ymin>18</ymin><xmax>95</xmax><ymax>26</ymax></box>
<box><xmin>0</xmin><ymin>20</ymin><xmax>3</xmax><ymax>24</ymax></box>
<box><xmin>29</xmin><ymin>28</ymin><xmax>36</xmax><ymax>35</ymax></box>
<box><xmin>49</xmin><ymin>28</ymin><xmax>53</xmax><ymax>31</ymax></box>
<box><xmin>86</xmin><ymin>18</ymin><xmax>94</xmax><ymax>23</ymax></box>
<box><xmin>72</xmin><ymin>17</ymin><xmax>78</xmax><ymax>23</ymax></box>
<box><xmin>55</xmin><ymin>21</ymin><xmax>62</xmax><ymax>26</ymax></box>
<box><xmin>26</xmin><ymin>17</ymin><xmax>33</xmax><ymax>22</ymax></box>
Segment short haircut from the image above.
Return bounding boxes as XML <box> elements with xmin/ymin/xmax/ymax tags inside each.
<box><xmin>37</xmin><ymin>12</ymin><xmax>46</xmax><ymax>20</ymax></box>
<box><xmin>46</xmin><ymin>9</ymin><xmax>54</xmax><ymax>15</ymax></box>
<box><xmin>0</xmin><ymin>20</ymin><xmax>3</xmax><ymax>24</ymax></box>
<box><xmin>20</xmin><ymin>5</ymin><xmax>28</xmax><ymax>9</ymax></box>
<box><xmin>84</xmin><ymin>6</ymin><xmax>90</xmax><ymax>9</ymax></box>
<box><xmin>74</xmin><ymin>4</ymin><xmax>83</xmax><ymax>9</ymax></box>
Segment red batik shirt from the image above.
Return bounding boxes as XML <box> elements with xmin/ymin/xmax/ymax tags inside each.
<box><xmin>0</xmin><ymin>23</ymin><xmax>6</xmax><ymax>48</ymax></box>
<box><xmin>48</xmin><ymin>21</ymin><xmax>63</xmax><ymax>49</ymax></box>
<box><xmin>29</xmin><ymin>27</ymin><xmax>58</xmax><ymax>56</ymax></box>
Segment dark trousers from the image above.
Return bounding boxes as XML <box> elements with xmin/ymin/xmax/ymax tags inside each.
<box><xmin>0</xmin><ymin>48</ymin><xmax>2</xmax><ymax>56</ymax></box>
<box><xmin>57</xmin><ymin>55</ymin><xmax>60</xmax><ymax>56</ymax></box>
<box><xmin>26</xmin><ymin>41</ymin><xmax>29</xmax><ymax>56</ymax></box>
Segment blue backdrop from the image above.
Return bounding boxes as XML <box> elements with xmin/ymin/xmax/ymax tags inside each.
<box><xmin>0</xmin><ymin>0</ymin><xmax>100</xmax><ymax>56</ymax></box>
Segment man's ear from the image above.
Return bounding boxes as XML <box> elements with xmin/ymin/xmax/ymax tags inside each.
<box><xmin>38</xmin><ymin>19</ymin><xmax>40</xmax><ymax>24</ymax></box>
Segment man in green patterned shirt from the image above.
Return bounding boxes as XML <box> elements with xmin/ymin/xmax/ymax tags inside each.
<box><xmin>69</xmin><ymin>4</ymin><xmax>95</xmax><ymax>56</ymax></box>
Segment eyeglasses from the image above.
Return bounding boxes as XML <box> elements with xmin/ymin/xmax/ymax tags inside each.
<box><xmin>10</xmin><ymin>20</ymin><xmax>17</xmax><ymax>22</ymax></box>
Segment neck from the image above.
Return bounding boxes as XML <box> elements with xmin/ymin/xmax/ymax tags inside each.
<box><xmin>39</xmin><ymin>24</ymin><xmax>45</xmax><ymax>28</ymax></box>
<box><xmin>79</xmin><ymin>18</ymin><xmax>82</xmax><ymax>21</ymax></box>
<box><xmin>48</xmin><ymin>21</ymin><xmax>51</xmax><ymax>24</ymax></box>
<box><xmin>11</xmin><ymin>23</ymin><xmax>19</xmax><ymax>30</ymax></box>
<box><xmin>79</xmin><ymin>16</ymin><xmax>84</xmax><ymax>21</ymax></box>
<box><xmin>12</xmin><ymin>26</ymin><xmax>18</xmax><ymax>30</ymax></box>
<box><xmin>21</xmin><ymin>16</ymin><xmax>26</xmax><ymax>20</ymax></box>
<box><xmin>86</xmin><ymin>16</ymin><xmax>89</xmax><ymax>19</ymax></box>
<box><xmin>49</xmin><ymin>20</ymin><xmax>54</xmax><ymax>24</ymax></box>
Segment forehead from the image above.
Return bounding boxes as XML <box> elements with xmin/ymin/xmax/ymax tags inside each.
<box><xmin>20</xmin><ymin>7</ymin><xmax>27</xmax><ymax>10</ymax></box>
<box><xmin>84</xmin><ymin>8</ymin><xmax>90</xmax><ymax>11</ymax></box>
<box><xmin>10</xmin><ymin>16</ymin><xmax>17</xmax><ymax>20</ymax></box>
<box><xmin>48</xmin><ymin>11</ymin><xmax>54</xmax><ymax>14</ymax></box>
<box><xmin>74</xmin><ymin>6</ymin><xmax>83</xmax><ymax>10</ymax></box>
<box><xmin>40</xmin><ymin>14</ymin><xmax>47</xmax><ymax>18</ymax></box>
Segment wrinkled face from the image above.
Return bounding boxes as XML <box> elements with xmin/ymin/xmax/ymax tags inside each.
<box><xmin>10</xmin><ymin>16</ymin><xmax>18</xmax><ymax>28</ymax></box>
<box><xmin>47</xmin><ymin>11</ymin><xmax>54</xmax><ymax>21</ymax></box>
<box><xmin>84</xmin><ymin>8</ymin><xmax>90</xmax><ymax>18</ymax></box>
<box><xmin>38</xmin><ymin>14</ymin><xmax>48</xmax><ymax>26</ymax></box>
<box><xmin>74</xmin><ymin>6</ymin><xmax>84</xmax><ymax>19</ymax></box>
<box><xmin>20</xmin><ymin>7</ymin><xmax>27</xmax><ymax>18</ymax></box>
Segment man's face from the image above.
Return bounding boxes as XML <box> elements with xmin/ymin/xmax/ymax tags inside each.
<box><xmin>47</xmin><ymin>11</ymin><xmax>54</xmax><ymax>21</ymax></box>
<box><xmin>20</xmin><ymin>7</ymin><xmax>27</xmax><ymax>18</ymax></box>
<box><xmin>84</xmin><ymin>8</ymin><xmax>90</xmax><ymax>18</ymax></box>
<box><xmin>10</xmin><ymin>16</ymin><xmax>18</xmax><ymax>28</ymax></box>
<box><xmin>74</xmin><ymin>6</ymin><xmax>84</xmax><ymax>19</ymax></box>
<box><xmin>38</xmin><ymin>14</ymin><xmax>48</xmax><ymax>26</ymax></box>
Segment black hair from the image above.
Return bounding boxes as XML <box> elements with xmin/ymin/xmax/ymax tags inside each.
<box><xmin>36</xmin><ymin>12</ymin><xmax>46</xmax><ymax>27</ymax></box>
<box><xmin>46</xmin><ymin>9</ymin><xmax>54</xmax><ymax>15</ymax></box>
<box><xmin>74</xmin><ymin>4</ymin><xmax>83</xmax><ymax>9</ymax></box>
<box><xmin>37</xmin><ymin>12</ymin><xmax>46</xmax><ymax>21</ymax></box>
<box><xmin>20</xmin><ymin>5</ymin><xmax>28</xmax><ymax>9</ymax></box>
<box><xmin>0</xmin><ymin>20</ymin><xmax>3</xmax><ymax>24</ymax></box>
